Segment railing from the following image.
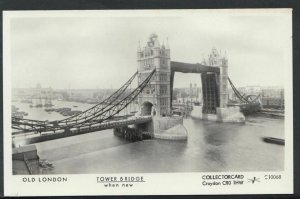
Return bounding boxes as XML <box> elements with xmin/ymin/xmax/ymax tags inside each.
<box><xmin>65</xmin><ymin>116</ymin><xmax>152</xmax><ymax>134</ymax></box>
<box><xmin>23</xmin><ymin>154</ymin><xmax>33</xmax><ymax>175</ymax></box>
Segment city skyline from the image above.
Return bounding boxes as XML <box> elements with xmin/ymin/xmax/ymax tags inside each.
<box><xmin>9</xmin><ymin>10</ymin><xmax>291</xmax><ymax>89</ymax></box>
<box><xmin>11</xmin><ymin>81</ymin><xmax>284</xmax><ymax>91</ymax></box>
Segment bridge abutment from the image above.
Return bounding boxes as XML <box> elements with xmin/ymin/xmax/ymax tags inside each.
<box><xmin>151</xmin><ymin>116</ymin><xmax>187</xmax><ymax>140</ymax></box>
<box><xmin>134</xmin><ymin>115</ymin><xmax>188</xmax><ymax>140</ymax></box>
<box><xmin>191</xmin><ymin>106</ymin><xmax>245</xmax><ymax>123</ymax></box>
<box><xmin>12</xmin><ymin>145</ymin><xmax>40</xmax><ymax>174</ymax></box>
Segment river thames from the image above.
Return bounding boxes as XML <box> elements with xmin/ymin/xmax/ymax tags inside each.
<box><xmin>12</xmin><ymin>100</ymin><xmax>284</xmax><ymax>174</ymax></box>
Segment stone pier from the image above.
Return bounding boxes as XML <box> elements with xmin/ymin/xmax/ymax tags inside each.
<box><xmin>191</xmin><ymin>105</ymin><xmax>245</xmax><ymax>123</ymax></box>
<box><xmin>152</xmin><ymin>116</ymin><xmax>188</xmax><ymax>140</ymax></box>
<box><xmin>134</xmin><ymin>115</ymin><xmax>188</xmax><ymax>140</ymax></box>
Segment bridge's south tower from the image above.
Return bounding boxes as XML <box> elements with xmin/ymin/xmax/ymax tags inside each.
<box><xmin>137</xmin><ymin>33</ymin><xmax>171</xmax><ymax>116</ymax></box>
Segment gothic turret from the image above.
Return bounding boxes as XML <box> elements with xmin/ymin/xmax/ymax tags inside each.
<box><xmin>209</xmin><ymin>47</ymin><xmax>224</xmax><ymax>66</ymax></box>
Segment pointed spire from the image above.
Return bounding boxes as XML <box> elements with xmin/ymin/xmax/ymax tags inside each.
<box><xmin>201</xmin><ymin>53</ymin><xmax>207</xmax><ymax>65</ymax></box>
<box><xmin>137</xmin><ymin>40</ymin><xmax>141</xmax><ymax>52</ymax></box>
<box><xmin>162</xmin><ymin>41</ymin><xmax>165</xmax><ymax>49</ymax></box>
<box><xmin>154</xmin><ymin>40</ymin><xmax>160</xmax><ymax>48</ymax></box>
<box><xmin>166</xmin><ymin>37</ymin><xmax>170</xmax><ymax>49</ymax></box>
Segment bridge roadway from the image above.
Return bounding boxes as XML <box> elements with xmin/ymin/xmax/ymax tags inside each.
<box><xmin>13</xmin><ymin>115</ymin><xmax>152</xmax><ymax>146</ymax></box>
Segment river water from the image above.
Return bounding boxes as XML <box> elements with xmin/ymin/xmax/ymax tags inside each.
<box><xmin>12</xmin><ymin>100</ymin><xmax>284</xmax><ymax>174</ymax></box>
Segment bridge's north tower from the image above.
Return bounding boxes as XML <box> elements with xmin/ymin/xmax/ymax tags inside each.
<box><xmin>137</xmin><ymin>33</ymin><xmax>171</xmax><ymax>116</ymax></box>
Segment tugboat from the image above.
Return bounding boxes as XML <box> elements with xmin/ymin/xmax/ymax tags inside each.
<box><xmin>262</xmin><ymin>137</ymin><xmax>285</xmax><ymax>145</ymax></box>
<box><xmin>45</xmin><ymin>108</ymin><xmax>55</xmax><ymax>112</ymax></box>
<box><xmin>19</xmin><ymin>111</ymin><xmax>28</xmax><ymax>116</ymax></box>
<box><xmin>12</xmin><ymin>112</ymin><xmax>23</xmax><ymax>119</ymax></box>
<box><xmin>35</xmin><ymin>96</ymin><xmax>43</xmax><ymax>108</ymax></box>
<box><xmin>39</xmin><ymin>159</ymin><xmax>53</xmax><ymax>169</ymax></box>
<box><xmin>28</xmin><ymin>97</ymin><xmax>34</xmax><ymax>108</ymax></box>
<box><xmin>44</xmin><ymin>95</ymin><xmax>54</xmax><ymax>107</ymax></box>
<box><xmin>20</xmin><ymin>98</ymin><xmax>32</xmax><ymax>103</ymax></box>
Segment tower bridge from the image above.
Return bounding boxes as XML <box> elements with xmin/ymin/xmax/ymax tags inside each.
<box><xmin>137</xmin><ymin>33</ymin><xmax>245</xmax><ymax>122</ymax></box>
<box><xmin>12</xmin><ymin>33</ymin><xmax>252</xmax><ymax>148</ymax></box>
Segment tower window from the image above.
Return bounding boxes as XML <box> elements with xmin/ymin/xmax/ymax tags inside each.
<box><xmin>160</xmin><ymin>85</ymin><xmax>167</xmax><ymax>95</ymax></box>
<box><xmin>160</xmin><ymin>98</ymin><xmax>168</xmax><ymax>105</ymax></box>
<box><xmin>160</xmin><ymin>74</ymin><xmax>167</xmax><ymax>81</ymax></box>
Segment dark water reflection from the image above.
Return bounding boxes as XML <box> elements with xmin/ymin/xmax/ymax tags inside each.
<box><xmin>36</xmin><ymin>116</ymin><xmax>284</xmax><ymax>174</ymax></box>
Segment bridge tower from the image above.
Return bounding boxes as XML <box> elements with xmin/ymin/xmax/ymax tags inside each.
<box><xmin>201</xmin><ymin>48</ymin><xmax>244</xmax><ymax>122</ymax></box>
<box><xmin>207</xmin><ymin>47</ymin><xmax>229</xmax><ymax>109</ymax></box>
<box><xmin>137</xmin><ymin>33</ymin><xmax>171</xmax><ymax>117</ymax></box>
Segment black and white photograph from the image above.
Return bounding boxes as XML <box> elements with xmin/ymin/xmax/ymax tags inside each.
<box><xmin>3</xmin><ymin>9</ymin><xmax>293</xmax><ymax>196</ymax></box>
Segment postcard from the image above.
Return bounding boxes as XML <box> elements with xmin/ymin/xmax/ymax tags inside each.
<box><xmin>3</xmin><ymin>9</ymin><xmax>293</xmax><ymax>196</ymax></box>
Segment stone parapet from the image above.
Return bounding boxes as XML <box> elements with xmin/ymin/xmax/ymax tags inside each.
<box><xmin>13</xmin><ymin>145</ymin><xmax>38</xmax><ymax>160</ymax></box>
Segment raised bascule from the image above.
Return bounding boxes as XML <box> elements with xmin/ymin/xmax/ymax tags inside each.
<box><xmin>12</xmin><ymin>33</ymin><xmax>248</xmax><ymax>150</ymax></box>
<box><xmin>170</xmin><ymin>50</ymin><xmax>245</xmax><ymax>122</ymax></box>
<box><xmin>137</xmin><ymin>33</ymin><xmax>245</xmax><ymax>123</ymax></box>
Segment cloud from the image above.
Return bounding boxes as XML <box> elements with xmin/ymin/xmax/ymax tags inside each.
<box><xmin>9</xmin><ymin>12</ymin><xmax>291</xmax><ymax>89</ymax></box>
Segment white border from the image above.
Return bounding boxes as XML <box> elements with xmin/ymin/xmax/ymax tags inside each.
<box><xmin>3</xmin><ymin>9</ymin><xmax>293</xmax><ymax>196</ymax></box>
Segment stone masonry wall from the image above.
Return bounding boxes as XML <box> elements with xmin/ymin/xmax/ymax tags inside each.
<box><xmin>153</xmin><ymin>116</ymin><xmax>183</xmax><ymax>133</ymax></box>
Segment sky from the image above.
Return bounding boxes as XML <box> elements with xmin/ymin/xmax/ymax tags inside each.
<box><xmin>8</xmin><ymin>10</ymin><xmax>292</xmax><ymax>89</ymax></box>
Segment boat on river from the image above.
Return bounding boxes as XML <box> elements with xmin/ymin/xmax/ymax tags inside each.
<box><xmin>45</xmin><ymin>108</ymin><xmax>56</xmax><ymax>112</ymax></box>
<box><xmin>262</xmin><ymin>137</ymin><xmax>285</xmax><ymax>145</ymax></box>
